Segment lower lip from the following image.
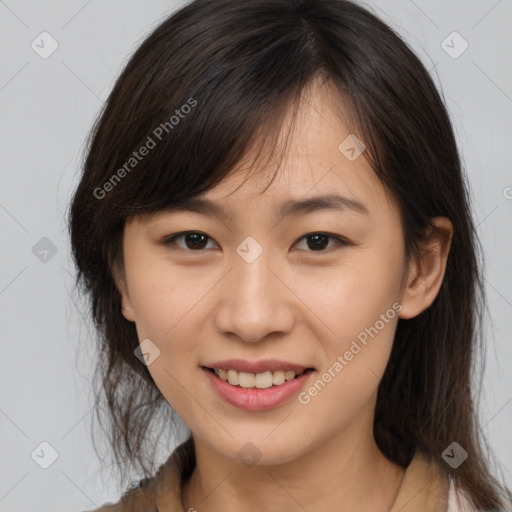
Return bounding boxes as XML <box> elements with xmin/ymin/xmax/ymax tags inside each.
<box><xmin>202</xmin><ymin>367</ymin><xmax>315</xmax><ymax>411</ymax></box>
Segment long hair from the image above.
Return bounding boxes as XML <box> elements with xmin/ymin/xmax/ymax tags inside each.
<box><xmin>68</xmin><ymin>0</ymin><xmax>511</xmax><ymax>508</ymax></box>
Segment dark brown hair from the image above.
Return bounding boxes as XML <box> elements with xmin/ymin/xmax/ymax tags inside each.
<box><xmin>68</xmin><ymin>0</ymin><xmax>511</xmax><ymax>508</ymax></box>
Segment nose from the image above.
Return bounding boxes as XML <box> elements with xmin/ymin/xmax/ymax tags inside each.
<box><xmin>213</xmin><ymin>250</ymin><xmax>295</xmax><ymax>343</ymax></box>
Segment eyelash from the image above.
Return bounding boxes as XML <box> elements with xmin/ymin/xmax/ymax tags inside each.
<box><xmin>159</xmin><ymin>231</ymin><xmax>350</xmax><ymax>254</ymax></box>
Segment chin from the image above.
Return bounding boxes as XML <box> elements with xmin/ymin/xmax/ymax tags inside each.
<box><xmin>206</xmin><ymin>430</ymin><xmax>310</xmax><ymax>468</ymax></box>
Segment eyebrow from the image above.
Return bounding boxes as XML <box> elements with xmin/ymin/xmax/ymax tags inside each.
<box><xmin>164</xmin><ymin>193</ymin><xmax>370</xmax><ymax>221</ymax></box>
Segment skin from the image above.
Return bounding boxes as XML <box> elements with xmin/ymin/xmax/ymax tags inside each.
<box><xmin>116</xmin><ymin>80</ymin><xmax>453</xmax><ymax>512</ymax></box>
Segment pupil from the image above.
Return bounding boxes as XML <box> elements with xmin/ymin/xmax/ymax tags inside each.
<box><xmin>308</xmin><ymin>234</ymin><xmax>328</xmax><ymax>251</ymax></box>
<box><xmin>186</xmin><ymin>233</ymin><xmax>207</xmax><ymax>250</ymax></box>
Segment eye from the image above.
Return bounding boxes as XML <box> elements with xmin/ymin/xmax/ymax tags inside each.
<box><xmin>160</xmin><ymin>231</ymin><xmax>217</xmax><ymax>251</ymax></box>
<box><xmin>159</xmin><ymin>231</ymin><xmax>349</xmax><ymax>253</ymax></box>
<box><xmin>292</xmin><ymin>232</ymin><xmax>349</xmax><ymax>253</ymax></box>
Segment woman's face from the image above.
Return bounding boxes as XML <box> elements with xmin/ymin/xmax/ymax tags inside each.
<box><xmin>119</xmin><ymin>83</ymin><xmax>410</xmax><ymax>465</ymax></box>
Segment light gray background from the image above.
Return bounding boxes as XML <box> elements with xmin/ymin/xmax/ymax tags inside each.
<box><xmin>1</xmin><ymin>0</ymin><xmax>511</xmax><ymax>510</ymax></box>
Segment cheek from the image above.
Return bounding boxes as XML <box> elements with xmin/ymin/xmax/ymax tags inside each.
<box><xmin>125</xmin><ymin>250</ymin><xmax>209</xmax><ymax>340</ymax></box>
<box><xmin>301</xmin><ymin>247</ymin><xmax>403</xmax><ymax>347</ymax></box>
<box><xmin>309</xmin><ymin>283</ymin><xmax>399</xmax><ymax>393</ymax></box>
<box><xmin>297</xmin><ymin>298</ymin><xmax>400</xmax><ymax>431</ymax></box>
<box><xmin>124</xmin><ymin>256</ymin><xmax>218</xmax><ymax>412</ymax></box>
<box><xmin>298</xmin><ymin>242</ymin><xmax>403</xmax><ymax>407</ymax></box>
<box><xmin>125</xmin><ymin>261</ymin><xmax>206</xmax><ymax>417</ymax></box>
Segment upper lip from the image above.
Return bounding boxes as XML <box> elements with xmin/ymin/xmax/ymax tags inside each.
<box><xmin>202</xmin><ymin>359</ymin><xmax>314</xmax><ymax>374</ymax></box>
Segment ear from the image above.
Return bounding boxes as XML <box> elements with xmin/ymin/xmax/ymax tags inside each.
<box><xmin>399</xmin><ymin>216</ymin><xmax>453</xmax><ymax>320</ymax></box>
<box><xmin>112</xmin><ymin>263</ymin><xmax>136</xmax><ymax>322</ymax></box>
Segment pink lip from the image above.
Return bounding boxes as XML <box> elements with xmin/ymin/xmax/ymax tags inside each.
<box><xmin>203</xmin><ymin>358</ymin><xmax>312</xmax><ymax>374</ymax></box>
<box><xmin>202</xmin><ymin>367</ymin><xmax>315</xmax><ymax>411</ymax></box>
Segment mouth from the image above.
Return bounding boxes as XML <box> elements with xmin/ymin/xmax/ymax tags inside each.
<box><xmin>201</xmin><ymin>366</ymin><xmax>315</xmax><ymax>389</ymax></box>
<box><xmin>201</xmin><ymin>364</ymin><xmax>316</xmax><ymax>411</ymax></box>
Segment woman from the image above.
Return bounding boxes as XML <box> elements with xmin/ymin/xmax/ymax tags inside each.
<box><xmin>69</xmin><ymin>0</ymin><xmax>512</xmax><ymax>510</ymax></box>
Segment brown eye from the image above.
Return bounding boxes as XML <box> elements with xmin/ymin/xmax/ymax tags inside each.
<box><xmin>304</xmin><ymin>233</ymin><xmax>332</xmax><ymax>251</ymax></box>
<box><xmin>293</xmin><ymin>232</ymin><xmax>348</xmax><ymax>253</ymax></box>
<box><xmin>161</xmin><ymin>231</ymin><xmax>216</xmax><ymax>251</ymax></box>
<box><xmin>160</xmin><ymin>231</ymin><xmax>349</xmax><ymax>254</ymax></box>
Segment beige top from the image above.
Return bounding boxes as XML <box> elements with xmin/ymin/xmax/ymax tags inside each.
<box><xmin>87</xmin><ymin>436</ymin><xmax>477</xmax><ymax>512</ymax></box>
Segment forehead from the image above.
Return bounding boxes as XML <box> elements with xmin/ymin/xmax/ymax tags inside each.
<box><xmin>136</xmin><ymin>79</ymin><xmax>400</xmax><ymax>228</ymax></box>
<box><xmin>187</xmin><ymin>83</ymin><xmax>394</xmax><ymax>220</ymax></box>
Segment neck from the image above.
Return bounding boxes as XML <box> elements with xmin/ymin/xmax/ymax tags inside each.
<box><xmin>181</xmin><ymin>405</ymin><xmax>405</xmax><ymax>512</ymax></box>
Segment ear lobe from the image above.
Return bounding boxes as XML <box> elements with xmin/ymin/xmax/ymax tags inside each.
<box><xmin>112</xmin><ymin>264</ymin><xmax>136</xmax><ymax>322</ymax></box>
<box><xmin>399</xmin><ymin>217</ymin><xmax>453</xmax><ymax>320</ymax></box>
<box><xmin>121</xmin><ymin>304</ymin><xmax>135</xmax><ymax>321</ymax></box>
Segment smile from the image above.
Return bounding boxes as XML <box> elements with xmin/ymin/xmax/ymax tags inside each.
<box><xmin>202</xmin><ymin>366</ymin><xmax>315</xmax><ymax>411</ymax></box>
<box><xmin>208</xmin><ymin>367</ymin><xmax>307</xmax><ymax>388</ymax></box>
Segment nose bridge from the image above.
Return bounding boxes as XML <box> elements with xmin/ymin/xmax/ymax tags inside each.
<box><xmin>234</xmin><ymin>240</ymin><xmax>273</xmax><ymax>303</ymax></box>
<box><xmin>214</xmin><ymin>237</ymin><xmax>293</xmax><ymax>342</ymax></box>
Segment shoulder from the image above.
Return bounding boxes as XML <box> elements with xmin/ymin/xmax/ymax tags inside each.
<box><xmin>80</xmin><ymin>436</ymin><xmax>195</xmax><ymax>512</ymax></box>
<box><xmin>447</xmin><ymin>481</ymin><xmax>475</xmax><ymax>512</ymax></box>
<box><xmin>82</xmin><ymin>477</ymin><xmax>157</xmax><ymax>512</ymax></box>
<box><xmin>447</xmin><ymin>480</ymin><xmax>512</xmax><ymax>512</ymax></box>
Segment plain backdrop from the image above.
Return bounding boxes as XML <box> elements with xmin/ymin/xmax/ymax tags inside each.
<box><xmin>0</xmin><ymin>0</ymin><xmax>511</xmax><ymax>510</ymax></box>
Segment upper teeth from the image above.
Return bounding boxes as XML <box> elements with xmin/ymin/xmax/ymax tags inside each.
<box><xmin>214</xmin><ymin>368</ymin><xmax>305</xmax><ymax>388</ymax></box>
